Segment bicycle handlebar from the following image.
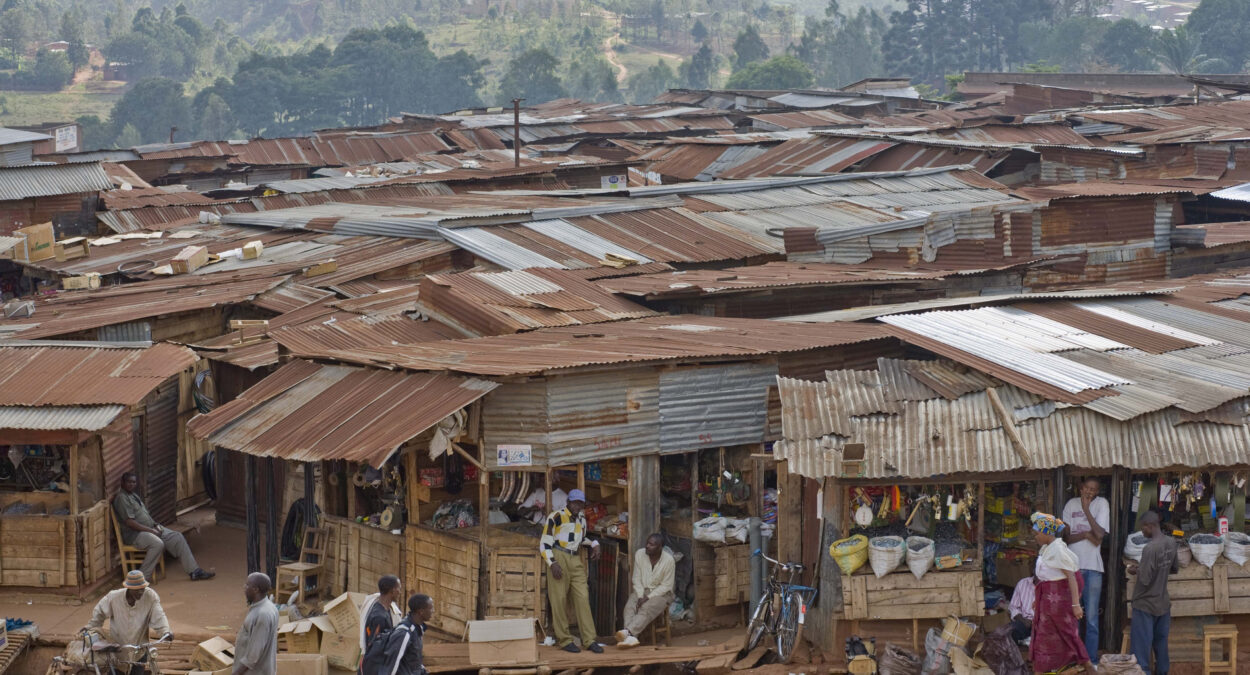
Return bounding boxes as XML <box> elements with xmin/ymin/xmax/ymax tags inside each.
<box><xmin>752</xmin><ymin>549</ymin><xmax>805</xmax><ymax>572</ymax></box>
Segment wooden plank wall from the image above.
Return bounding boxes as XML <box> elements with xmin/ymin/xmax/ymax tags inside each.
<box><xmin>176</xmin><ymin>362</ymin><xmax>211</xmax><ymax>508</ymax></box>
<box><xmin>0</xmin><ymin>492</ymin><xmax>87</xmax><ymax>587</ymax></box>
<box><xmin>349</xmin><ymin>520</ymin><xmax>406</xmax><ymax>595</ymax></box>
<box><xmin>81</xmin><ymin>500</ymin><xmax>111</xmax><ymax>586</ymax></box>
<box><xmin>406</xmin><ymin>527</ymin><xmax>480</xmax><ymax>636</ymax></box>
<box><xmin>842</xmin><ymin>569</ymin><xmax>982</xmax><ymax>621</ymax></box>
<box><xmin>713</xmin><ymin>544</ymin><xmax>750</xmax><ymax>606</ymax></box>
<box><xmin>487</xmin><ymin>547</ymin><xmax>546</xmax><ymax>625</ymax></box>
<box><xmin>1126</xmin><ymin>559</ymin><xmax>1250</xmax><ymax>617</ymax></box>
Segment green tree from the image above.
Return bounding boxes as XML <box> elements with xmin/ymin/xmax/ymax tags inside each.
<box><xmin>564</xmin><ymin>49</ymin><xmax>621</xmax><ymax>102</ymax></box>
<box><xmin>432</xmin><ymin>50</ymin><xmax>487</xmax><ymax>112</ymax></box>
<box><xmin>627</xmin><ymin>58</ymin><xmax>678</xmax><ymax>103</ymax></box>
<box><xmin>796</xmin><ymin>1</ymin><xmax>887</xmax><ymax>88</ymax></box>
<box><xmin>726</xmin><ymin>54</ymin><xmax>813</xmax><ymax>89</ymax></box>
<box><xmin>1030</xmin><ymin>16</ymin><xmax>1108</xmax><ymax>71</ymax></box>
<box><xmin>27</xmin><ymin>49</ymin><xmax>74</xmax><ymax>90</ymax></box>
<box><xmin>683</xmin><ymin>43</ymin><xmax>715</xmax><ymax>89</ymax></box>
<box><xmin>75</xmin><ymin>114</ymin><xmax>109</xmax><ymax>151</ymax></box>
<box><xmin>0</xmin><ymin>8</ymin><xmax>32</xmax><ymax>60</ymax></box>
<box><xmin>498</xmin><ymin>48</ymin><xmax>565</xmax><ymax>104</ymax></box>
<box><xmin>691</xmin><ymin>20</ymin><xmax>708</xmax><ymax>44</ymax></box>
<box><xmin>1151</xmin><ymin>24</ymin><xmax>1224</xmax><ymax>74</ymax></box>
<box><xmin>115</xmin><ymin>123</ymin><xmax>142</xmax><ymax>148</ymax></box>
<box><xmin>60</xmin><ymin>10</ymin><xmax>89</xmax><ymax>71</ymax></box>
<box><xmin>1186</xmin><ymin>0</ymin><xmax>1250</xmax><ymax>72</ymax></box>
<box><xmin>732</xmin><ymin>24</ymin><xmax>769</xmax><ymax>68</ymax></box>
<box><xmin>108</xmin><ymin>77</ymin><xmax>191</xmax><ymax>144</ymax></box>
<box><xmin>196</xmin><ymin>92</ymin><xmax>235</xmax><ymax>140</ymax></box>
<box><xmin>1096</xmin><ymin>18</ymin><xmax>1155</xmax><ymax>72</ymax></box>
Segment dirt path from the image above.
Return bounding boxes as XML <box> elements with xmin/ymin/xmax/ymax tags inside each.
<box><xmin>604</xmin><ymin>33</ymin><xmax>628</xmax><ymax>84</ymax></box>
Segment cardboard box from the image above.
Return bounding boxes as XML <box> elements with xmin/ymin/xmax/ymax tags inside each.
<box><xmin>172</xmin><ymin>245</ymin><xmax>209</xmax><ymax>274</ymax></box>
<box><xmin>191</xmin><ymin>636</ymin><xmax>235</xmax><ymax>671</ymax></box>
<box><xmin>62</xmin><ymin>273</ymin><xmax>101</xmax><ymax>290</ymax></box>
<box><xmin>323</xmin><ymin>592</ymin><xmax>367</xmax><ymax>636</ymax></box>
<box><xmin>14</xmin><ymin>223</ymin><xmax>55</xmax><ymax>263</ymax></box>
<box><xmin>54</xmin><ymin>237</ymin><xmax>90</xmax><ymax>262</ymax></box>
<box><xmin>279</xmin><ymin>616</ymin><xmax>336</xmax><ymax>654</ymax></box>
<box><xmin>242</xmin><ymin>241</ymin><xmax>264</xmax><ymax>260</ymax></box>
<box><xmin>189</xmin><ymin>655</ymin><xmax>327</xmax><ymax>675</ymax></box>
<box><xmin>467</xmin><ymin>618</ymin><xmax>538</xmax><ymax>667</ymax></box>
<box><xmin>318</xmin><ymin>631</ymin><xmax>360</xmax><ymax>670</ymax></box>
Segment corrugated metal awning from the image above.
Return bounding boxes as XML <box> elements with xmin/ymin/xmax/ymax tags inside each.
<box><xmin>187</xmin><ymin>359</ymin><xmax>498</xmax><ymax>467</ymax></box>
<box><xmin>0</xmin><ymin>405</ymin><xmax>125</xmax><ymax>431</ymax></box>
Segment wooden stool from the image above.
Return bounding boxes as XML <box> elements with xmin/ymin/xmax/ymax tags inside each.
<box><xmin>1203</xmin><ymin>623</ymin><xmax>1237</xmax><ymax>675</ymax></box>
<box><xmin>646</xmin><ymin>609</ymin><xmax>672</xmax><ymax>646</ymax></box>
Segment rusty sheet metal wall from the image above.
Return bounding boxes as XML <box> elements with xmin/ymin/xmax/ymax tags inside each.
<box><xmin>483</xmin><ymin>370</ymin><xmax>660</xmax><ymax>467</ymax></box>
<box><xmin>143</xmin><ymin>380</ymin><xmax>179</xmax><ymax>524</ymax></box>
<box><xmin>101</xmin><ymin>413</ymin><xmax>135</xmax><ymax>500</ymax></box>
<box><xmin>658</xmin><ymin>362</ymin><xmax>774</xmax><ymax>453</ymax></box>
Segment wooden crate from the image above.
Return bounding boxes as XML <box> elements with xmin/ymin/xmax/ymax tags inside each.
<box><xmin>0</xmin><ymin>492</ymin><xmax>86</xmax><ymax>588</ymax></box>
<box><xmin>487</xmin><ymin>546</ymin><xmax>546</xmax><ymax>626</ymax></box>
<box><xmin>1126</xmin><ymin>558</ymin><xmax>1250</xmax><ymax>616</ymax></box>
<box><xmin>407</xmin><ymin>526</ymin><xmax>481</xmax><ymax>636</ymax></box>
<box><xmin>713</xmin><ymin>544</ymin><xmax>751</xmax><ymax>606</ymax></box>
<box><xmin>842</xmin><ymin>569</ymin><xmax>982</xmax><ymax>620</ymax></box>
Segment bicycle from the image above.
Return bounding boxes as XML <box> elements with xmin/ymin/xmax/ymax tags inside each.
<box><xmin>74</xmin><ymin>629</ymin><xmax>172</xmax><ymax>675</ymax></box>
<box><xmin>745</xmin><ymin>550</ymin><xmax>817</xmax><ymax>664</ymax></box>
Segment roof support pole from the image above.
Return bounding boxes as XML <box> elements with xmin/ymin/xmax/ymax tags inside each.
<box><xmin>266</xmin><ymin>457</ymin><xmax>279</xmax><ymax>584</ymax></box>
<box><xmin>305</xmin><ymin>462</ymin><xmax>317</xmax><ymax>529</ymax></box>
<box><xmin>246</xmin><ymin>453</ymin><xmax>259</xmax><ymax>575</ymax></box>
<box><xmin>69</xmin><ymin>442</ymin><xmax>80</xmax><ymax>515</ymax></box>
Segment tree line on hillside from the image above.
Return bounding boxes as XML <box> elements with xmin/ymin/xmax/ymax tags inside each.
<box><xmin>33</xmin><ymin>0</ymin><xmax>1250</xmax><ymax>150</ymax></box>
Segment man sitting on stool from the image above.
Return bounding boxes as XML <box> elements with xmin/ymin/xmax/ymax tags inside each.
<box><xmin>616</xmin><ymin>533</ymin><xmax>675</xmax><ymax>648</ymax></box>
<box><xmin>1007</xmin><ymin>575</ymin><xmax>1037</xmax><ymax>644</ymax></box>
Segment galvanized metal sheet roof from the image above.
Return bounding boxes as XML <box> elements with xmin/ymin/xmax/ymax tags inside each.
<box><xmin>0</xmin><ymin>127</ymin><xmax>53</xmax><ymax>145</ymax></box>
<box><xmin>0</xmin><ymin>162</ymin><xmax>113</xmax><ymax>200</ymax></box>
<box><xmin>0</xmin><ymin>343</ymin><xmax>195</xmax><ymax>407</ymax></box>
<box><xmin>187</xmin><ymin>359</ymin><xmax>498</xmax><ymax>467</ymax></box>
<box><xmin>0</xmin><ymin>404</ymin><xmax>126</xmax><ymax>431</ymax></box>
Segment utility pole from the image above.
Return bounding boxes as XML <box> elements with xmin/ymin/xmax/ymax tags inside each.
<box><xmin>169</xmin><ymin>126</ymin><xmax>178</xmax><ymax>143</ymax></box>
<box><xmin>512</xmin><ymin>98</ymin><xmax>524</xmax><ymax>167</ymax></box>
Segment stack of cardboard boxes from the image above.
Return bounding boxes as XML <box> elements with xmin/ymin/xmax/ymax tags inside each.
<box><xmin>190</xmin><ymin>592</ymin><xmax>367</xmax><ymax>675</ymax></box>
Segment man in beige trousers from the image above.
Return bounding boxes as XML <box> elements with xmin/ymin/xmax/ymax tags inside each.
<box><xmin>616</xmin><ymin>534</ymin><xmax>675</xmax><ymax>648</ymax></box>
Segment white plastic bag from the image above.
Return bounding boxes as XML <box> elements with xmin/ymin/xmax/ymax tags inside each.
<box><xmin>1123</xmin><ymin>531</ymin><xmax>1147</xmax><ymax>562</ymax></box>
<box><xmin>1223</xmin><ymin>531</ymin><xmax>1250</xmax><ymax>565</ymax></box>
<box><xmin>1190</xmin><ymin>533</ymin><xmax>1224</xmax><ymax>569</ymax></box>
<box><xmin>725</xmin><ymin>518</ymin><xmax>750</xmax><ymax>544</ymax></box>
<box><xmin>693</xmin><ymin>516</ymin><xmax>727</xmax><ymax>544</ymax></box>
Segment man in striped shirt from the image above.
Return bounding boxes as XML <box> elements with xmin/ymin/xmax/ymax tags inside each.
<box><xmin>541</xmin><ymin>489</ymin><xmax>604</xmax><ymax>653</ymax></box>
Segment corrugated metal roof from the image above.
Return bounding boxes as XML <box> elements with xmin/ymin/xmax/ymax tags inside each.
<box><xmin>0</xmin><ymin>162</ymin><xmax>113</xmax><ymax>200</ymax></box>
<box><xmin>0</xmin><ymin>404</ymin><xmax>125</xmax><ymax>431</ymax></box>
<box><xmin>0</xmin><ymin>343</ymin><xmax>195</xmax><ymax>406</ymax></box>
<box><xmin>280</xmin><ymin>314</ymin><xmax>892</xmax><ymax>377</ymax></box>
<box><xmin>270</xmin><ymin>314</ymin><xmax>466</xmax><ymax>353</ymax></box>
<box><xmin>418</xmin><ymin>267</ymin><xmax>657</xmax><ymax>336</ymax></box>
<box><xmin>0</xmin><ymin>128</ymin><xmax>52</xmax><ymax>145</ymax></box>
<box><xmin>187</xmin><ymin>359</ymin><xmax>497</xmax><ymax>467</ymax></box>
<box><xmin>775</xmin><ymin>367</ymin><xmax>1250</xmax><ymax>479</ymax></box>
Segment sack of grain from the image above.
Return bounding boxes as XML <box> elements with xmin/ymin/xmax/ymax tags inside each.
<box><xmin>1190</xmin><ymin>533</ymin><xmax>1225</xmax><ymax>569</ymax></box>
<box><xmin>870</xmin><ymin>536</ymin><xmax>906</xmax><ymax>578</ymax></box>
<box><xmin>1222</xmin><ymin>531</ymin><xmax>1250</xmax><ymax>565</ymax></box>
<box><xmin>1123</xmin><ymin>531</ymin><xmax>1147</xmax><ymax>562</ymax></box>
<box><xmin>906</xmin><ymin>536</ymin><xmax>936</xmax><ymax>580</ymax></box>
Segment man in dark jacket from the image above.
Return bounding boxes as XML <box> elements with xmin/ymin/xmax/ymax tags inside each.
<box><xmin>363</xmin><ymin>576</ymin><xmax>403</xmax><ymax>652</ymax></box>
<box><xmin>379</xmin><ymin>594</ymin><xmax>433</xmax><ymax>675</ymax></box>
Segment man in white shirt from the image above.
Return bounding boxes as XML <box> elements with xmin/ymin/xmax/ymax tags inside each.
<box><xmin>1007</xmin><ymin>576</ymin><xmax>1036</xmax><ymax>644</ymax></box>
<box><xmin>84</xmin><ymin>570</ymin><xmax>173</xmax><ymax>662</ymax></box>
<box><xmin>615</xmin><ymin>534</ymin><xmax>675</xmax><ymax>648</ymax></box>
<box><xmin>1062</xmin><ymin>477</ymin><xmax>1109</xmax><ymax>663</ymax></box>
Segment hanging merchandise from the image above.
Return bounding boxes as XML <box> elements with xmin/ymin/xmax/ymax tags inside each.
<box><xmin>855</xmin><ymin>504</ymin><xmax>875</xmax><ymax>527</ymax></box>
<box><xmin>428</xmin><ymin>409</ymin><xmax>466</xmax><ymax>460</ymax></box>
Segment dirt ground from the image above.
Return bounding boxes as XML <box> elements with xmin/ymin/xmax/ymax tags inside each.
<box><xmin>0</xmin><ymin>508</ymin><xmax>253</xmax><ymax>642</ymax></box>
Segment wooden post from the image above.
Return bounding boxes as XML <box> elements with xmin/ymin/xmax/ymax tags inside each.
<box><xmin>976</xmin><ymin>481</ymin><xmax>986</xmax><ymax>567</ymax></box>
<box><xmin>246</xmin><ymin>454</ymin><xmax>259</xmax><ymax>574</ymax></box>
<box><xmin>266</xmin><ymin>457</ymin><xmax>279</xmax><ymax>582</ymax></box>
<box><xmin>69</xmin><ymin>442</ymin><xmax>80</xmax><ymax>515</ymax></box>
<box><xmin>346</xmin><ymin>462</ymin><xmax>358</xmax><ymax>520</ymax></box>
<box><xmin>304</xmin><ymin>461</ymin><xmax>317</xmax><ymax>528</ymax></box>
<box><xmin>577</xmin><ymin>462</ymin><xmax>586</xmax><ymax>495</ymax></box>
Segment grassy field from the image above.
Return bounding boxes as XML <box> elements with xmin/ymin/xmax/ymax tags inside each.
<box><xmin>0</xmin><ymin>80</ymin><xmax>128</xmax><ymax>127</ymax></box>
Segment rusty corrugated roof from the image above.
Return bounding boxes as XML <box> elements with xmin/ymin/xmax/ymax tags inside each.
<box><xmin>282</xmin><ymin>314</ymin><xmax>893</xmax><ymax>377</ymax></box>
<box><xmin>186</xmin><ymin>359</ymin><xmax>497</xmax><ymax>466</ymax></box>
<box><xmin>417</xmin><ymin>267</ymin><xmax>657</xmax><ymax>336</ymax></box>
<box><xmin>0</xmin><ymin>343</ymin><xmax>195</xmax><ymax>406</ymax></box>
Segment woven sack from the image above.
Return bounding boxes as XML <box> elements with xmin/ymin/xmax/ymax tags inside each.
<box><xmin>1190</xmin><ymin>533</ymin><xmax>1224</xmax><ymax>569</ymax></box>
<box><xmin>870</xmin><ymin>536</ymin><xmax>906</xmax><ymax>578</ymax></box>
<box><xmin>830</xmin><ymin>534</ymin><xmax>869</xmax><ymax>575</ymax></box>
<box><xmin>906</xmin><ymin>536</ymin><xmax>936</xmax><ymax>580</ymax></box>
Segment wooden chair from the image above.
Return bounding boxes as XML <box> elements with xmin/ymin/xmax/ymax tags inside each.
<box><xmin>110</xmin><ymin>506</ymin><xmax>165</xmax><ymax>581</ymax></box>
<box><xmin>645</xmin><ymin>606</ymin><xmax>672</xmax><ymax>646</ymax></box>
<box><xmin>276</xmin><ymin>527</ymin><xmax>327</xmax><ymax>606</ymax></box>
<box><xmin>1203</xmin><ymin>623</ymin><xmax>1237</xmax><ymax>675</ymax></box>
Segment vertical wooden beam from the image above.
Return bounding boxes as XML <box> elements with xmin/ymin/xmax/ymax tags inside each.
<box><xmin>245</xmin><ymin>453</ymin><xmax>259</xmax><ymax>574</ymax></box>
<box><xmin>776</xmin><ymin>460</ymin><xmax>803</xmax><ymax>565</ymax></box>
<box><xmin>976</xmin><ymin>482</ymin><xmax>986</xmax><ymax>567</ymax></box>
<box><xmin>304</xmin><ymin>461</ymin><xmax>317</xmax><ymax>528</ymax></box>
<box><xmin>68</xmin><ymin>443</ymin><xmax>80</xmax><ymax>515</ymax></box>
<box><xmin>266</xmin><ymin>458</ymin><xmax>280</xmax><ymax>582</ymax></box>
<box><xmin>577</xmin><ymin>462</ymin><xmax>586</xmax><ymax>495</ymax></box>
<box><xmin>346</xmin><ymin>462</ymin><xmax>358</xmax><ymax>520</ymax></box>
<box><xmin>629</xmin><ymin>455</ymin><xmax>660</xmax><ymax>556</ymax></box>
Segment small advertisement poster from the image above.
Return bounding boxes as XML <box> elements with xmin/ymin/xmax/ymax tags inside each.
<box><xmin>54</xmin><ymin>125</ymin><xmax>78</xmax><ymax>152</ymax></box>
<box><xmin>497</xmin><ymin>444</ymin><xmax>533</xmax><ymax>467</ymax></box>
<box><xmin>600</xmin><ymin>174</ymin><xmax>625</xmax><ymax>190</ymax></box>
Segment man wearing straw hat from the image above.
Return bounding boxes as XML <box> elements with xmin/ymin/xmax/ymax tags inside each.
<box><xmin>84</xmin><ymin>570</ymin><xmax>173</xmax><ymax>662</ymax></box>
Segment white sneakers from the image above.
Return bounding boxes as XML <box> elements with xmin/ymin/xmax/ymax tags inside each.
<box><xmin>618</xmin><ymin>635</ymin><xmax>640</xmax><ymax>648</ymax></box>
<box><xmin>615</xmin><ymin>630</ymin><xmax>629</xmax><ymax>642</ymax></box>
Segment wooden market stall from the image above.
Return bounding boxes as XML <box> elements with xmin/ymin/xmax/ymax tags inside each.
<box><xmin>0</xmin><ymin>342</ymin><xmax>196</xmax><ymax>596</ymax></box>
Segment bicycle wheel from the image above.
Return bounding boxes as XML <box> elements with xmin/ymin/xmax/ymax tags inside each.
<box><xmin>775</xmin><ymin>590</ymin><xmax>807</xmax><ymax>664</ymax></box>
<box><xmin>745</xmin><ymin>592</ymin><xmax>774</xmax><ymax>651</ymax></box>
